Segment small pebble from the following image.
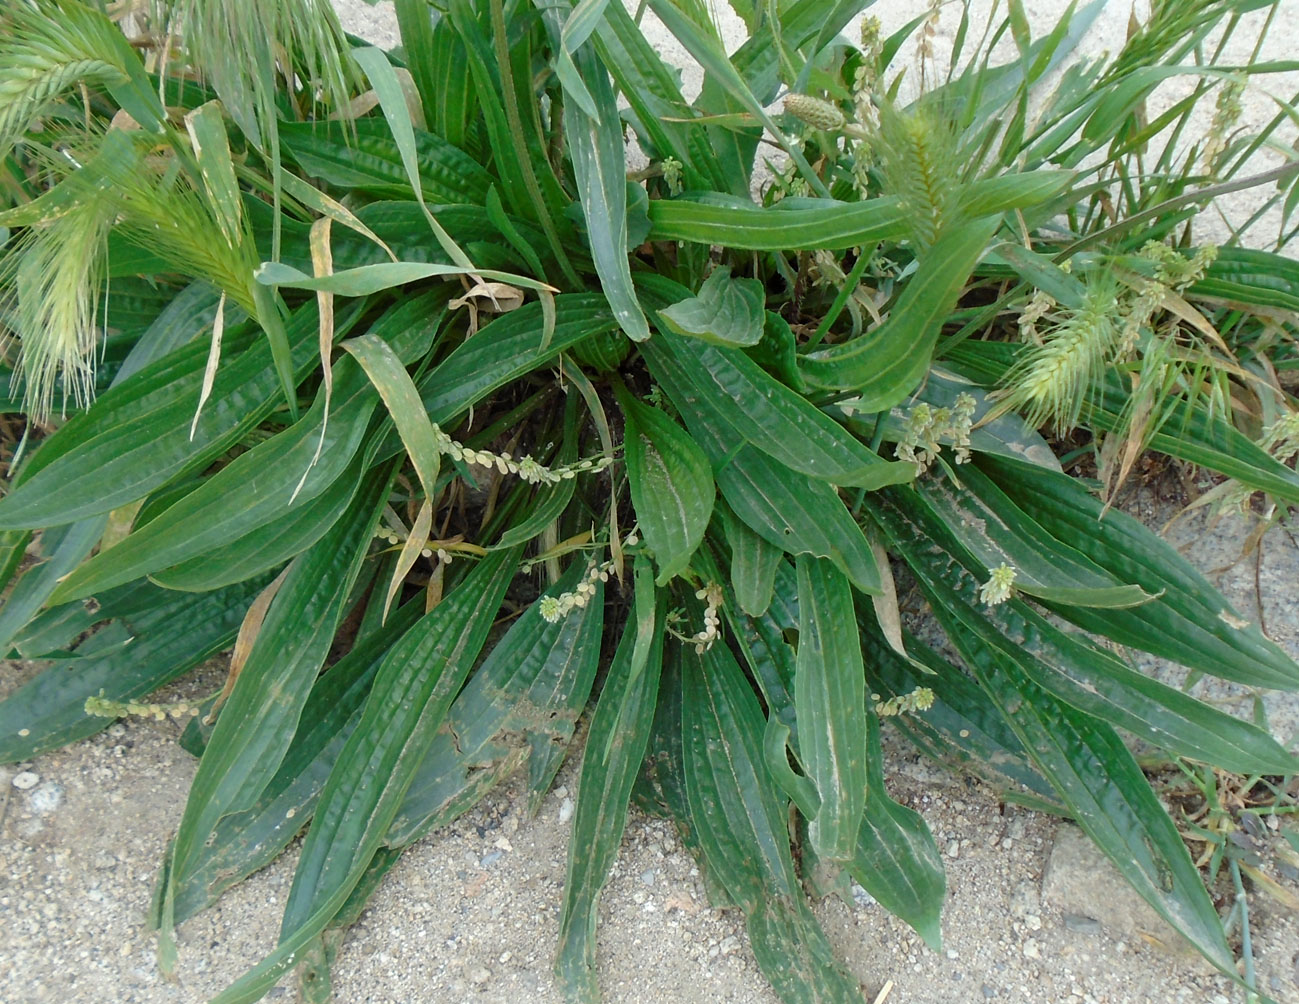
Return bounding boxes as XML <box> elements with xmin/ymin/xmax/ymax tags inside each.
<box><xmin>480</xmin><ymin>851</ymin><xmax>503</xmax><ymax>867</ymax></box>
<box><xmin>558</xmin><ymin>797</ymin><xmax>574</xmax><ymax>824</ymax></box>
<box><xmin>945</xmin><ymin>839</ymin><xmax>960</xmax><ymax>859</ymax></box>
<box><xmin>28</xmin><ymin>782</ymin><xmax>64</xmax><ymax>814</ymax></box>
<box><xmin>469</xmin><ymin>967</ymin><xmax>490</xmax><ymax>984</ymax></box>
<box><xmin>981</xmin><ymin>985</ymin><xmax>997</xmax><ymax>999</ymax></box>
<box><xmin>719</xmin><ymin>935</ymin><xmax>739</xmax><ymax>956</ymax></box>
<box><xmin>1024</xmin><ymin>914</ymin><xmax>1042</xmax><ymax>932</ymax></box>
<box><xmin>12</xmin><ymin>771</ymin><xmax>39</xmax><ymax>790</ymax></box>
<box><xmin>1063</xmin><ymin>913</ymin><xmax>1103</xmax><ymax>936</ymax></box>
<box><xmin>1023</xmin><ymin>939</ymin><xmax>1040</xmax><ymax>959</ymax></box>
<box><xmin>639</xmin><ymin>868</ymin><xmax>655</xmax><ymax>887</ymax></box>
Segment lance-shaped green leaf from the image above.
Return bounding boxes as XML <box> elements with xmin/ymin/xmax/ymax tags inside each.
<box><xmin>917</xmin><ymin>475</ymin><xmax>1155</xmax><ymax>609</ymax></box>
<box><xmin>561</xmin><ymin>35</ymin><xmax>649</xmax><ymax>340</ymax></box>
<box><xmin>658</xmin><ymin>267</ymin><xmax>765</xmax><ymax>347</ymax></box>
<box><xmin>279</xmin><ymin>119</ymin><xmax>493</xmax><ymax>205</ymax></box>
<box><xmin>877</xmin><ymin>490</ymin><xmax>1296</xmax><ymax>776</ymax></box>
<box><xmin>385</xmin><ymin>560</ymin><xmax>604</xmax><ymax>847</ymax></box>
<box><xmin>168</xmin><ymin>598</ymin><xmax>422</xmax><ymax>925</ymax></box>
<box><xmin>859</xmin><ymin>617</ymin><xmax>1059</xmax><ymax>807</ymax></box>
<box><xmin>793</xmin><ymin>555</ymin><xmax>868</xmax><ymax>863</ymax></box>
<box><xmin>799</xmin><ymin>218</ymin><xmax>999</xmax><ymax>410</ymax></box>
<box><xmin>615</xmin><ymin>386</ymin><xmax>713</xmax><ymax>585</ymax></box>
<box><xmin>720</xmin><ymin>503</ymin><xmax>781</xmax><ymax>617</ymax></box>
<box><xmin>728</xmin><ymin>571</ymin><xmax>948</xmax><ymax>946</ymax></box>
<box><xmin>681</xmin><ymin>639</ymin><xmax>863</xmax><ymax>1002</ymax></box>
<box><xmin>648</xmin><ymin>194</ymin><xmax>909</xmax><ymax>250</ymax></box>
<box><xmin>418</xmin><ymin>293</ymin><xmax>616</xmax><ymax>423</ymax></box>
<box><xmin>977</xmin><ymin>453</ymin><xmax>1299</xmax><ymax>690</ymax></box>
<box><xmin>207</xmin><ymin>548</ymin><xmax>519</xmax><ymax>1004</ymax></box>
<box><xmin>184</xmin><ymin>101</ymin><xmax>244</xmax><ymax>249</ymax></box>
<box><xmin>555</xmin><ymin>598</ymin><xmax>664</xmax><ymax>1002</ymax></box>
<box><xmin>150</xmin><ymin>456</ymin><xmax>364</xmax><ymax>592</ymax></box>
<box><xmin>282</xmin><ymin>549</ymin><xmax>521</xmax><ymax>919</ymax></box>
<box><xmin>888</xmin><ymin>567</ymin><xmax>1237</xmax><ymax>975</ymax></box>
<box><xmin>715</xmin><ymin>444</ymin><xmax>880</xmax><ymax>595</ymax></box>
<box><xmin>0</xmin><ymin>576</ymin><xmax>269</xmax><ymax>763</ymax></box>
<box><xmin>165</xmin><ymin>468</ymin><xmax>392</xmax><ymax>930</ymax></box>
<box><xmin>638</xmin><ymin>313</ymin><xmax>914</xmax><ymax>491</ymax></box>
<box><xmin>0</xmin><ymin>301</ymin><xmax>338</xmax><ymax>530</ymax></box>
<box><xmin>0</xmin><ymin>518</ymin><xmax>105</xmax><ymax>653</ymax></box>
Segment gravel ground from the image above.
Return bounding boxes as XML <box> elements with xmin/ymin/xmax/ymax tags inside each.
<box><xmin>4</xmin><ymin>2</ymin><xmax>1299</xmax><ymax>1003</ymax></box>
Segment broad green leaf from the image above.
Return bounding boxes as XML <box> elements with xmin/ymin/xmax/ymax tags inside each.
<box><xmin>165</xmin><ymin>468</ymin><xmax>393</xmax><ymax>939</ymax></box>
<box><xmin>917</xmin><ymin>475</ymin><xmax>1156</xmax><ymax>608</ymax></box>
<box><xmin>799</xmin><ymin>218</ymin><xmax>999</xmax><ymax>409</ymax></box>
<box><xmin>717</xmin><ymin>444</ymin><xmax>881</xmax><ymax>595</ymax></box>
<box><xmin>1192</xmin><ymin>247</ymin><xmax>1299</xmax><ymax>314</ymax></box>
<box><xmin>560</xmin><ymin>36</ymin><xmax>650</xmax><ymax>340</ymax></box>
<box><xmin>0</xmin><ymin>302</ymin><xmax>340</xmax><ymax>530</ymax></box>
<box><xmin>616</xmin><ymin>387</ymin><xmax>714</xmax><ymax>584</ymax></box>
<box><xmin>729</xmin><ymin>562</ymin><xmax>948</xmax><ymax>947</ymax></box>
<box><xmin>638</xmin><ymin>311</ymin><xmax>914</xmax><ymax>491</ymax></box>
<box><xmin>681</xmin><ymin>639</ymin><xmax>862</xmax><ymax>1002</ymax></box>
<box><xmin>658</xmin><ymin>266</ymin><xmax>765</xmax><ymax>347</ymax></box>
<box><xmin>168</xmin><ymin>598</ymin><xmax>422</xmax><ymax>925</ymax></box>
<box><xmin>921</xmin><ymin>599</ymin><xmax>1236</xmax><ymax>974</ymax></box>
<box><xmin>51</xmin><ymin>299</ymin><xmax>445</xmax><ymax>601</ymax></box>
<box><xmin>794</xmin><ymin>555</ymin><xmax>868</xmax><ymax>863</ymax></box>
<box><xmin>848</xmin><ymin>713</ymin><xmax>946</xmax><ymax>950</ymax></box>
<box><xmin>978</xmin><ymin>454</ymin><xmax>1299</xmax><ymax>690</ymax></box>
<box><xmin>648</xmin><ymin>194</ymin><xmax>908</xmax><ymax>250</ymax></box>
<box><xmin>875</xmin><ymin>491</ymin><xmax>1297</xmax><ymax>777</ymax></box>
<box><xmin>149</xmin><ymin>456</ymin><xmax>363</xmax><ymax>592</ymax></box>
<box><xmin>281</xmin><ymin>549</ymin><xmax>519</xmax><ymax>934</ymax></box>
<box><xmin>0</xmin><ymin>518</ymin><xmax>105</xmax><ymax>652</ymax></box>
<box><xmin>384</xmin><ymin>559</ymin><xmax>604</xmax><ymax>847</ymax></box>
<box><xmin>208</xmin><ymin>548</ymin><xmax>520</xmax><ymax>1004</ymax></box>
<box><xmin>860</xmin><ymin>617</ymin><xmax>1059</xmax><ymax>806</ymax></box>
<box><xmin>0</xmin><ymin>577</ymin><xmax>268</xmax><ymax>763</ymax></box>
<box><xmin>721</xmin><ymin>503</ymin><xmax>781</xmax><ymax>617</ymax></box>
<box><xmin>555</xmin><ymin>600</ymin><xmax>664</xmax><ymax>1002</ymax></box>
<box><xmin>418</xmin><ymin>293</ymin><xmax>616</xmax><ymax>423</ymax></box>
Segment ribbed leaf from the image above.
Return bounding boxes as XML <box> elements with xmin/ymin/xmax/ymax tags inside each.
<box><xmin>0</xmin><ymin>577</ymin><xmax>268</xmax><ymax>763</ymax></box>
<box><xmin>279</xmin><ymin>119</ymin><xmax>493</xmax><ymax>205</ymax></box>
<box><xmin>164</xmin><ymin>467</ymin><xmax>393</xmax><ymax>953</ymax></box>
<box><xmin>799</xmin><ymin>218</ymin><xmax>999</xmax><ymax>410</ymax></box>
<box><xmin>658</xmin><ymin>266</ymin><xmax>765</xmax><ymax>347</ymax></box>
<box><xmin>418</xmin><ymin>293</ymin><xmax>616</xmax><ymax>423</ymax></box>
<box><xmin>616</xmin><ymin>387</ymin><xmax>714</xmax><ymax>584</ymax></box>
<box><xmin>555</xmin><ymin>599</ymin><xmax>664</xmax><ymax>1002</ymax></box>
<box><xmin>878</xmin><ymin>489</ymin><xmax>1296</xmax><ymax>775</ymax></box>
<box><xmin>168</xmin><ymin>598</ymin><xmax>422</xmax><ymax>925</ymax></box>
<box><xmin>384</xmin><ymin>560</ymin><xmax>604</xmax><ymax>847</ymax></box>
<box><xmin>715</xmin><ymin>444</ymin><xmax>881</xmax><ymax>595</ymax></box>
<box><xmin>209</xmin><ymin>549</ymin><xmax>519</xmax><ymax>1004</ymax></box>
<box><xmin>558</xmin><ymin>21</ymin><xmax>649</xmax><ymax>340</ymax></box>
<box><xmin>681</xmin><ymin>640</ymin><xmax>863</xmax><ymax>1002</ymax></box>
<box><xmin>793</xmin><ymin>555</ymin><xmax>868</xmax><ymax>863</ymax></box>
<box><xmin>0</xmin><ymin>302</ymin><xmax>335</xmax><ymax>530</ymax></box>
<box><xmin>721</xmin><ymin>503</ymin><xmax>781</xmax><ymax>617</ymax></box>
<box><xmin>978</xmin><ymin>454</ymin><xmax>1299</xmax><ymax>690</ymax></box>
<box><xmin>638</xmin><ymin>314</ymin><xmax>914</xmax><ymax>491</ymax></box>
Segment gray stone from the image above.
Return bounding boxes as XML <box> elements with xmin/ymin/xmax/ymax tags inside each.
<box><xmin>28</xmin><ymin>782</ymin><xmax>64</xmax><ymax>815</ymax></box>
<box><xmin>12</xmin><ymin>771</ymin><xmax>39</xmax><ymax>790</ymax></box>
<box><xmin>1062</xmin><ymin>913</ymin><xmax>1104</xmax><ymax>936</ymax></box>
